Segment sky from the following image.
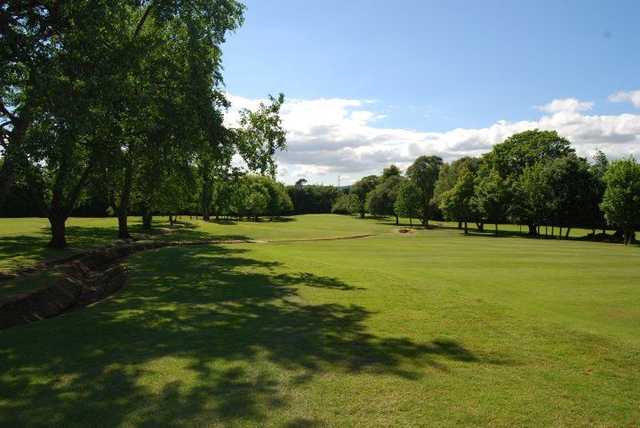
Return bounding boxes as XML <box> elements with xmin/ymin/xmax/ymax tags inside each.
<box><xmin>221</xmin><ymin>0</ymin><xmax>640</xmax><ymax>185</ymax></box>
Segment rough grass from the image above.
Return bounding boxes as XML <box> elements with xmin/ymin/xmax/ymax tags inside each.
<box><xmin>1</xmin><ymin>214</ymin><xmax>639</xmax><ymax>426</ymax></box>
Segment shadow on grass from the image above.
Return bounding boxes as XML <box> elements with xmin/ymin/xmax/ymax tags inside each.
<box><xmin>0</xmin><ymin>244</ymin><xmax>506</xmax><ymax>426</ymax></box>
<box><xmin>0</xmin><ymin>220</ymin><xmax>253</xmax><ymax>273</ymax></box>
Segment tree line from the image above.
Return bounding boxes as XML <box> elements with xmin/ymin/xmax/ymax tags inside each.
<box><xmin>333</xmin><ymin>130</ymin><xmax>640</xmax><ymax>245</ymax></box>
<box><xmin>1</xmin><ymin>1</ymin><xmax>292</xmax><ymax>248</ymax></box>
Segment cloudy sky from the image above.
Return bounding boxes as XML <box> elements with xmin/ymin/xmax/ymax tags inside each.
<box><xmin>222</xmin><ymin>0</ymin><xmax>640</xmax><ymax>185</ymax></box>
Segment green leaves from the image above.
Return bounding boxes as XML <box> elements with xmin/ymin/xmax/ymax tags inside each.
<box><xmin>601</xmin><ymin>158</ymin><xmax>640</xmax><ymax>240</ymax></box>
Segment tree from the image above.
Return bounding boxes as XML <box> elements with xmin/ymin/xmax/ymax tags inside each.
<box><xmin>474</xmin><ymin>169</ymin><xmax>510</xmax><ymax>234</ymax></box>
<box><xmin>601</xmin><ymin>158</ymin><xmax>640</xmax><ymax>245</ymax></box>
<box><xmin>483</xmin><ymin>129</ymin><xmax>574</xmax><ymax>179</ymax></box>
<box><xmin>237</xmin><ymin>94</ymin><xmax>287</xmax><ymax>177</ymax></box>
<box><xmin>544</xmin><ymin>155</ymin><xmax>596</xmax><ymax>238</ymax></box>
<box><xmin>2</xmin><ymin>1</ymin><xmax>246</xmax><ymax>247</ymax></box>
<box><xmin>395</xmin><ymin>181</ymin><xmax>422</xmax><ymax>226</ymax></box>
<box><xmin>288</xmin><ymin>184</ymin><xmax>339</xmax><ymax>214</ymax></box>
<box><xmin>434</xmin><ymin>157</ymin><xmax>481</xmax><ymax>227</ymax></box>
<box><xmin>439</xmin><ymin>168</ymin><xmax>476</xmax><ymax>234</ymax></box>
<box><xmin>351</xmin><ymin>175</ymin><xmax>379</xmax><ymax>218</ymax></box>
<box><xmin>382</xmin><ymin>164</ymin><xmax>401</xmax><ymax>180</ymax></box>
<box><xmin>482</xmin><ymin>130</ymin><xmax>574</xmax><ymax>236</ymax></box>
<box><xmin>516</xmin><ymin>161</ymin><xmax>552</xmax><ymax>236</ymax></box>
<box><xmin>332</xmin><ymin>193</ymin><xmax>359</xmax><ymax>215</ymax></box>
<box><xmin>589</xmin><ymin>150</ymin><xmax>609</xmax><ymax>234</ymax></box>
<box><xmin>367</xmin><ymin>175</ymin><xmax>404</xmax><ymax>224</ymax></box>
<box><xmin>407</xmin><ymin>155</ymin><xmax>443</xmax><ymax>225</ymax></box>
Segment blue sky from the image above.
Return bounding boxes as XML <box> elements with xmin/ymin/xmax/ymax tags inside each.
<box><xmin>222</xmin><ymin>0</ymin><xmax>640</xmax><ymax>184</ymax></box>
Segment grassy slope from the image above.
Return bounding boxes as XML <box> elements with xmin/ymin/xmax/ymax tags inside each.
<box><xmin>1</xmin><ymin>215</ymin><xmax>639</xmax><ymax>426</ymax></box>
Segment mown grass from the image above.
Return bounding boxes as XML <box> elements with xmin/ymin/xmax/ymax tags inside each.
<box><xmin>0</xmin><ymin>215</ymin><xmax>393</xmax><ymax>273</ymax></box>
<box><xmin>1</xmin><ymin>214</ymin><xmax>639</xmax><ymax>426</ymax></box>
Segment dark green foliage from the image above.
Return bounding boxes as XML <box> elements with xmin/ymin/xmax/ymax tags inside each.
<box><xmin>332</xmin><ymin>193</ymin><xmax>360</xmax><ymax>215</ymax></box>
<box><xmin>601</xmin><ymin>158</ymin><xmax>640</xmax><ymax>245</ymax></box>
<box><xmin>407</xmin><ymin>155</ymin><xmax>443</xmax><ymax>225</ymax></box>
<box><xmin>483</xmin><ymin>129</ymin><xmax>574</xmax><ymax>179</ymax></box>
<box><xmin>349</xmin><ymin>175</ymin><xmax>379</xmax><ymax>218</ymax></box>
<box><xmin>439</xmin><ymin>168</ymin><xmax>477</xmax><ymax>234</ymax></box>
<box><xmin>394</xmin><ymin>181</ymin><xmax>422</xmax><ymax>225</ymax></box>
<box><xmin>287</xmin><ymin>182</ymin><xmax>340</xmax><ymax>214</ymax></box>
<box><xmin>473</xmin><ymin>169</ymin><xmax>510</xmax><ymax>233</ymax></box>
<box><xmin>367</xmin><ymin>175</ymin><xmax>404</xmax><ymax>224</ymax></box>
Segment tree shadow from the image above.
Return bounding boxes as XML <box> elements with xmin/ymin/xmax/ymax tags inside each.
<box><xmin>0</xmin><ymin>244</ymin><xmax>508</xmax><ymax>426</ymax></box>
<box><xmin>269</xmin><ymin>216</ymin><xmax>296</xmax><ymax>223</ymax></box>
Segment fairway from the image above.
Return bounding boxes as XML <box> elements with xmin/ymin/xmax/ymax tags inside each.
<box><xmin>1</xmin><ymin>215</ymin><xmax>639</xmax><ymax>427</ymax></box>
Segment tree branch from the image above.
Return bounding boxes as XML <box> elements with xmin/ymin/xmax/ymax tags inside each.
<box><xmin>134</xmin><ymin>1</ymin><xmax>155</xmax><ymax>38</ymax></box>
<box><xmin>0</xmin><ymin>100</ymin><xmax>17</xmax><ymax>122</ymax></box>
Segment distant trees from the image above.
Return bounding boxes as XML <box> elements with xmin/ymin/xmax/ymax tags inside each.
<box><xmin>407</xmin><ymin>156</ymin><xmax>443</xmax><ymax>226</ymax></box>
<box><xmin>351</xmin><ymin>175</ymin><xmax>379</xmax><ymax>218</ymax></box>
<box><xmin>367</xmin><ymin>170</ymin><xmax>404</xmax><ymax>224</ymax></box>
<box><xmin>473</xmin><ymin>169</ymin><xmax>510</xmax><ymax>234</ymax></box>
<box><xmin>204</xmin><ymin>175</ymin><xmax>292</xmax><ymax>222</ymax></box>
<box><xmin>332</xmin><ymin>194</ymin><xmax>359</xmax><ymax>215</ymax></box>
<box><xmin>601</xmin><ymin>158</ymin><xmax>640</xmax><ymax>245</ymax></box>
<box><xmin>395</xmin><ymin>181</ymin><xmax>422</xmax><ymax>225</ymax></box>
<box><xmin>288</xmin><ymin>181</ymin><xmax>339</xmax><ymax>214</ymax></box>
<box><xmin>439</xmin><ymin>168</ymin><xmax>476</xmax><ymax>234</ymax></box>
<box><xmin>331</xmin><ymin>128</ymin><xmax>637</xmax><ymax>246</ymax></box>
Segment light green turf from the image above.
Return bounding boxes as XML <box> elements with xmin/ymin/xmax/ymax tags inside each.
<box><xmin>0</xmin><ymin>214</ymin><xmax>605</xmax><ymax>273</ymax></box>
<box><xmin>0</xmin><ymin>215</ymin><xmax>395</xmax><ymax>272</ymax></box>
<box><xmin>1</xmin><ymin>214</ymin><xmax>639</xmax><ymax>426</ymax></box>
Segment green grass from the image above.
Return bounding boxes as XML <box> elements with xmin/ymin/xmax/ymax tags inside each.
<box><xmin>1</xmin><ymin>215</ymin><xmax>639</xmax><ymax>426</ymax></box>
<box><xmin>0</xmin><ymin>215</ymin><xmax>393</xmax><ymax>273</ymax></box>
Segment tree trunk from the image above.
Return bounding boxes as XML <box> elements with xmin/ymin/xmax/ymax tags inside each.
<box><xmin>0</xmin><ymin>153</ymin><xmax>18</xmax><ymax>208</ymax></box>
<box><xmin>0</xmin><ymin>115</ymin><xmax>30</xmax><ymax>206</ymax></box>
<box><xmin>623</xmin><ymin>229</ymin><xmax>635</xmax><ymax>245</ymax></box>
<box><xmin>395</xmin><ymin>214</ymin><xmax>399</xmax><ymax>225</ymax></box>
<box><xmin>528</xmin><ymin>224</ymin><xmax>537</xmax><ymax>236</ymax></box>
<box><xmin>409</xmin><ymin>217</ymin><xmax>413</xmax><ymax>226</ymax></box>
<box><xmin>476</xmin><ymin>222</ymin><xmax>484</xmax><ymax>232</ymax></box>
<box><xmin>360</xmin><ymin>210</ymin><xmax>365</xmax><ymax>219</ymax></box>
<box><xmin>117</xmin><ymin>156</ymin><xmax>134</xmax><ymax>239</ymax></box>
<box><xmin>142</xmin><ymin>211</ymin><xmax>152</xmax><ymax>230</ymax></box>
<box><xmin>48</xmin><ymin>211</ymin><xmax>67</xmax><ymax>249</ymax></box>
<box><xmin>201</xmin><ymin>174</ymin><xmax>212</xmax><ymax>221</ymax></box>
<box><xmin>565</xmin><ymin>227</ymin><xmax>571</xmax><ymax>239</ymax></box>
<box><xmin>458</xmin><ymin>221</ymin><xmax>462</xmax><ymax>229</ymax></box>
<box><xmin>464</xmin><ymin>221</ymin><xmax>468</xmax><ymax>235</ymax></box>
<box><xmin>495</xmin><ymin>223</ymin><xmax>498</xmax><ymax>235</ymax></box>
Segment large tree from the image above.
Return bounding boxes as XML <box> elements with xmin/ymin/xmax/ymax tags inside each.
<box><xmin>601</xmin><ymin>158</ymin><xmax>640</xmax><ymax>245</ymax></box>
<box><xmin>483</xmin><ymin>129</ymin><xmax>574</xmax><ymax>179</ymax></box>
<box><xmin>394</xmin><ymin>181</ymin><xmax>422</xmax><ymax>226</ymax></box>
<box><xmin>367</xmin><ymin>175</ymin><xmax>404</xmax><ymax>225</ymax></box>
<box><xmin>439</xmin><ymin>168</ymin><xmax>476</xmax><ymax>234</ymax></box>
<box><xmin>407</xmin><ymin>155</ymin><xmax>442</xmax><ymax>226</ymax></box>
<box><xmin>351</xmin><ymin>175</ymin><xmax>379</xmax><ymax>218</ymax></box>
<box><xmin>473</xmin><ymin>168</ymin><xmax>510</xmax><ymax>234</ymax></box>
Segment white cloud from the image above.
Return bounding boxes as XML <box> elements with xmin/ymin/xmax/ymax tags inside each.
<box><xmin>536</xmin><ymin>98</ymin><xmax>593</xmax><ymax>113</ymax></box>
<box><xmin>226</xmin><ymin>95</ymin><xmax>640</xmax><ymax>185</ymax></box>
<box><xmin>609</xmin><ymin>90</ymin><xmax>640</xmax><ymax>108</ymax></box>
